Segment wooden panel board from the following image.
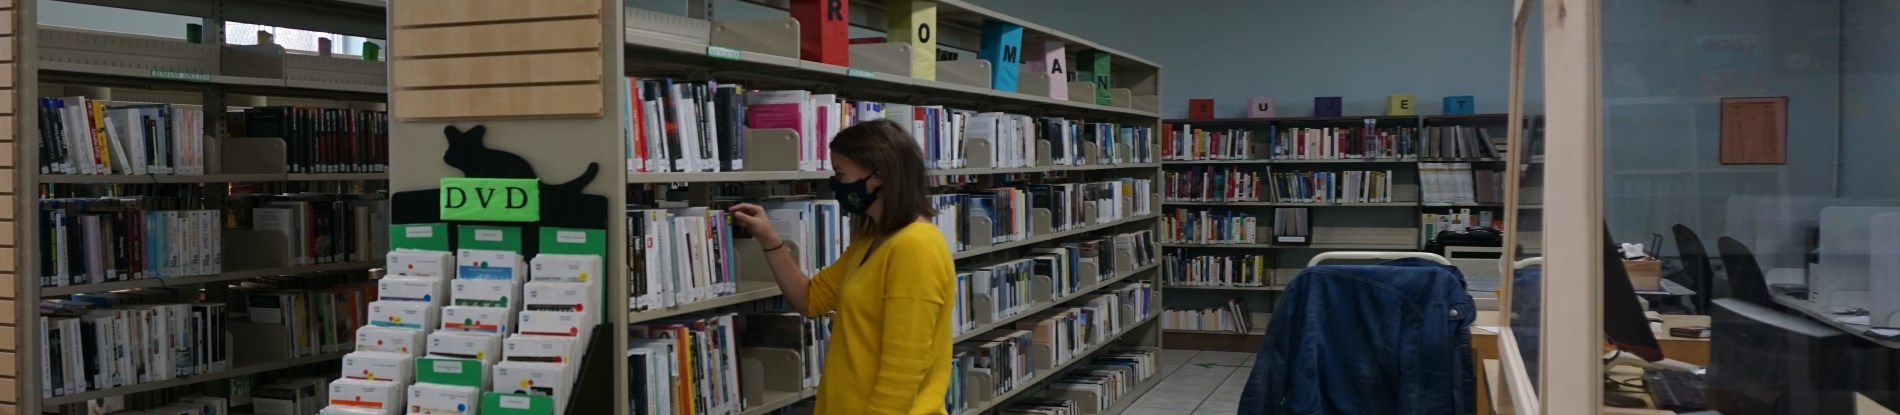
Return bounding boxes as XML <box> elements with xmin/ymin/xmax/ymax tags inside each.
<box><xmin>394</xmin><ymin>84</ymin><xmax>602</xmax><ymax>120</ymax></box>
<box><xmin>0</xmin><ymin>196</ymin><xmax>14</xmax><ymax>219</ymax></box>
<box><xmin>0</xmin><ymin>299</ymin><xmax>12</xmax><ymax>325</ymax></box>
<box><xmin>0</xmin><ymin>90</ymin><xmax>13</xmax><ymax>115</ymax></box>
<box><xmin>0</xmin><ymin>221</ymin><xmax>12</xmax><ymax>247</ymax></box>
<box><xmin>0</xmin><ymin>11</ymin><xmax>12</xmax><ymax>36</ymax></box>
<box><xmin>0</xmin><ymin>377</ymin><xmax>14</xmax><ymax>403</ymax></box>
<box><xmin>0</xmin><ymin>115</ymin><xmax>12</xmax><ymax>142</ymax></box>
<box><xmin>0</xmin><ymin>64</ymin><xmax>11</xmax><ymax>88</ymax></box>
<box><xmin>0</xmin><ymin>325</ymin><xmax>14</xmax><ymax>352</ymax></box>
<box><xmin>395</xmin><ymin>0</ymin><xmax>601</xmax><ymax>28</ymax></box>
<box><xmin>392</xmin><ymin>18</ymin><xmax>601</xmax><ymax>58</ymax></box>
<box><xmin>0</xmin><ymin>168</ymin><xmax>11</xmax><ymax>194</ymax></box>
<box><xmin>395</xmin><ymin>51</ymin><xmax>600</xmax><ymax>88</ymax></box>
<box><xmin>0</xmin><ymin>403</ymin><xmax>15</xmax><ymax>415</ymax></box>
<box><xmin>0</xmin><ymin>142</ymin><xmax>10</xmax><ymax>166</ymax></box>
<box><xmin>0</xmin><ymin>274</ymin><xmax>11</xmax><ymax>299</ymax></box>
<box><xmin>0</xmin><ymin>352</ymin><xmax>13</xmax><ymax>377</ymax></box>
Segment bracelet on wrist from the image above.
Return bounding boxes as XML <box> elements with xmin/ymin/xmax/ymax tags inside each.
<box><xmin>762</xmin><ymin>241</ymin><xmax>787</xmax><ymax>252</ymax></box>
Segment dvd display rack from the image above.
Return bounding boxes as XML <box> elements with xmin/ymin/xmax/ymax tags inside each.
<box><xmin>1158</xmin><ymin>113</ymin><xmax>1509</xmax><ymax>351</ymax></box>
<box><xmin>384</xmin><ymin>0</ymin><xmax>1163</xmax><ymax>414</ymax></box>
<box><xmin>10</xmin><ymin>0</ymin><xmax>395</xmax><ymax>413</ymax></box>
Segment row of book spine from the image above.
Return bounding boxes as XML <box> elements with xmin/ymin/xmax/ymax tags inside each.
<box><xmin>1164</xmin><ymin>167</ymin><xmax>1262</xmax><ymax>202</ymax></box>
<box><xmin>236</xmin><ymin>194</ymin><xmax>390</xmax><ymax>266</ymax></box>
<box><xmin>1268</xmin><ymin>124</ymin><xmax>1418</xmax><ymax>160</ymax></box>
<box><xmin>952</xmin><ymin>282</ymin><xmax>1155</xmax><ymax>413</ymax></box>
<box><xmin>1161</xmin><ymin>125</ymin><xmax>1253</xmax><ymax>161</ymax></box>
<box><xmin>36</xmin><ymin>98</ymin><xmax>206</xmax><ymax>176</ymax></box>
<box><xmin>38</xmin><ymin>270</ymin><xmax>373</xmax><ymax>399</ymax></box>
<box><xmin>1162</xmin><ymin>297</ymin><xmax>1254</xmax><ymax>333</ymax></box>
<box><xmin>629</xmin><ymin>313</ymin><xmax>742</xmax><ymax>415</ymax></box>
<box><xmin>38</xmin><ymin>198</ymin><xmax>220</xmax><ymax>287</ymax></box>
<box><xmin>1421</xmin><ymin>125</ymin><xmax>1504</xmax><ymax>160</ymax></box>
<box><xmin>1272</xmin><ymin>208</ymin><xmax>1311</xmax><ymax>242</ymax></box>
<box><xmin>233</xmin><ymin>106</ymin><xmax>391</xmax><ymax>173</ymax></box>
<box><xmin>626</xmin><ymin>207</ymin><xmax>742</xmax><ymax>311</ymax></box>
<box><xmin>1162</xmin><ymin>209</ymin><xmax>1259</xmax><ymax>244</ymax></box>
<box><xmin>1267</xmin><ymin>170</ymin><xmax>1398</xmax><ymax>204</ymax></box>
<box><xmin>1422</xmin><ymin>210</ymin><xmax>1502</xmax><ymax>241</ymax></box>
<box><xmin>1164</xmin><ymin>253</ymin><xmax>1273</xmax><ymax>287</ymax></box>
<box><xmin>624</xmin><ymin>76</ymin><xmax>1157</xmax><ymax>174</ymax></box>
<box><xmin>1420</xmin><ymin>163</ymin><xmax>1502</xmax><ymax>205</ymax></box>
<box><xmin>999</xmin><ymin>349</ymin><xmax>1158</xmax><ymax>415</ymax></box>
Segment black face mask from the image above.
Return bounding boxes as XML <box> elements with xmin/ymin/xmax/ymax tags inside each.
<box><xmin>829</xmin><ymin>172</ymin><xmax>879</xmax><ymax>216</ymax></box>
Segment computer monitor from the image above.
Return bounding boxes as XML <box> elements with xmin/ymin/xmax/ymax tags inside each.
<box><xmin>1707</xmin><ymin>298</ymin><xmax>1855</xmax><ymax>415</ymax></box>
<box><xmin>1603</xmin><ymin>225</ymin><xmax>1666</xmax><ymax>362</ymax></box>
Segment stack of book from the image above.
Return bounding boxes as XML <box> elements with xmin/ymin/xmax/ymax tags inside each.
<box><xmin>1267</xmin><ymin>123</ymin><xmax>1417</xmax><ymax>160</ymax></box>
<box><xmin>1162</xmin><ymin>209</ymin><xmax>1258</xmax><ymax>245</ymax></box>
<box><xmin>1421</xmin><ymin>125</ymin><xmax>1503</xmax><ymax>160</ymax></box>
<box><xmin>1163</xmin><ymin>297</ymin><xmax>1254</xmax><ymax>334</ymax></box>
<box><xmin>1420</xmin><ymin>162</ymin><xmax>1501</xmax><ymax>205</ymax></box>
<box><xmin>233</xmin><ymin>106</ymin><xmax>391</xmax><ymax>173</ymax></box>
<box><xmin>1266</xmin><ymin>169</ymin><xmax>1397</xmax><ymax>204</ymax></box>
<box><xmin>1165</xmin><ymin>166</ymin><xmax>1262</xmax><ymax>202</ymax></box>
<box><xmin>37</xmin><ymin>197</ymin><xmax>221</xmax><ymax>287</ymax></box>
<box><xmin>1164</xmin><ymin>253</ymin><xmax>1271</xmax><ymax>287</ymax></box>
<box><xmin>37</xmin><ymin>98</ymin><xmax>209</xmax><ymax>176</ymax></box>
<box><xmin>1161</xmin><ymin>124</ymin><xmax>1254</xmax><ymax>161</ymax></box>
<box><xmin>626</xmin><ymin>206</ymin><xmax>747</xmax><ymax>311</ymax></box>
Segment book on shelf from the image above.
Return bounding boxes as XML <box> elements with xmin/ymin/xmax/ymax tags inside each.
<box><xmin>1421</xmin><ymin>125</ymin><xmax>1504</xmax><ymax>160</ymax></box>
<box><xmin>1266</xmin><ymin>169</ymin><xmax>1397</xmax><ymax>204</ymax></box>
<box><xmin>957</xmin><ymin>330</ymin><xmax>1035</xmax><ymax>399</ymax></box>
<box><xmin>231</xmin><ymin>193</ymin><xmax>390</xmax><ymax>267</ymax></box>
<box><xmin>38</xmin><ymin>97</ymin><xmax>207</xmax><ymax>176</ymax></box>
<box><xmin>37</xmin><ymin>197</ymin><xmax>219</xmax><ymax>287</ymax></box>
<box><xmin>234</xmin><ymin>106</ymin><xmax>390</xmax><ymax>173</ymax></box>
<box><xmin>1272</xmin><ymin>208</ymin><xmax>1310</xmax><ymax>244</ymax></box>
<box><xmin>1162</xmin><ymin>124</ymin><xmax>1254</xmax><ymax>161</ymax></box>
<box><xmin>1165</xmin><ymin>166</ymin><xmax>1262</xmax><ymax>202</ymax></box>
<box><xmin>1419</xmin><ymin>162</ymin><xmax>1501</xmax><ymax>205</ymax></box>
<box><xmin>631</xmin><ymin>313</ymin><xmax>743</xmax><ymax>415</ymax></box>
<box><xmin>1162</xmin><ymin>208</ymin><xmax>1258</xmax><ymax>244</ymax></box>
<box><xmin>1163</xmin><ymin>297</ymin><xmax>1255</xmax><ymax>333</ymax></box>
<box><xmin>1267</xmin><ymin>122</ymin><xmax>1417</xmax><ymax>160</ymax></box>
<box><xmin>627</xmin><ymin>206</ymin><xmax>744</xmax><ymax>311</ymax></box>
<box><xmin>1164</xmin><ymin>252</ymin><xmax>1271</xmax><ymax>287</ymax></box>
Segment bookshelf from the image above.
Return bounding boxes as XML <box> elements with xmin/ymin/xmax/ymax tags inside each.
<box><xmin>13</xmin><ymin>0</ymin><xmax>394</xmax><ymax>413</ymax></box>
<box><xmin>385</xmin><ymin>0</ymin><xmax>1164</xmax><ymax>414</ymax></box>
<box><xmin>1158</xmin><ymin>114</ymin><xmax>1513</xmax><ymax>350</ymax></box>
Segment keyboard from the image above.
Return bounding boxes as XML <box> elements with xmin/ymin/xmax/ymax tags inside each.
<box><xmin>1644</xmin><ymin>368</ymin><xmax>1709</xmax><ymax>411</ymax></box>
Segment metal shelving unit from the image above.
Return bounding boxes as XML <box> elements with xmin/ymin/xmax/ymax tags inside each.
<box><xmin>14</xmin><ymin>0</ymin><xmax>393</xmax><ymax>411</ymax></box>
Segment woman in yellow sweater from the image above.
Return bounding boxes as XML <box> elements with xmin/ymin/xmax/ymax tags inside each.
<box><xmin>727</xmin><ymin>119</ymin><xmax>956</xmax><ymax>415</ymax></box>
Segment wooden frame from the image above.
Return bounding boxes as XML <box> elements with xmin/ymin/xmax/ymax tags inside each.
<box><xmin>1496</xmin><ymin>0</ymin><xmax>1539</xmax><ymax>412</ymax></box>
<box><xmin>1538</xmin><ymin>0</ymin><xmax>1604</xmax><ymax>413</ymax></box>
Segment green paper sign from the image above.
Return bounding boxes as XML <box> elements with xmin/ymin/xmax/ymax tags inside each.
<box><xmin>441</xmin><ymin>178</ymin><xmax>540</xmax><ymax>222</ymax></box>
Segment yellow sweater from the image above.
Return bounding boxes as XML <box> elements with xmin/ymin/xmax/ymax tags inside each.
<box><xmin>804</xmin><ymin>221</ymin><xmax>955</xmax><ymax>415</ymax></box>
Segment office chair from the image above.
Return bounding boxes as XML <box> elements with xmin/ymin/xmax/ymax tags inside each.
<box><xmin>1672</xmin><ymin>224</ymin><xmax>1716</xmax><ymax>313</ymax></box>
<box><xmin>1716</xmin><ymin>236</ymin><xmax>1777</xmax><ymax>307</ymax></box>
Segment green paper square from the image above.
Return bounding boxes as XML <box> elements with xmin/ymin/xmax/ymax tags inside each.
<box><xmin>481</xmin><ymin>392</ymin><xmax>556</xmax><ymax>415</ymax></box>
<box><xmin>457</xmin><ymin>225</ymin><xmax>524</xmax><ymax>253</ymax></box>
<box><xmin>441</xmin><ymin>178</ymin><xmax>540</xmax><ymax>222</ymax></box>
<box><xmin>390</xmin><ymin>223</ymin><xmax>451</xmax><ymax>251</ymax></box>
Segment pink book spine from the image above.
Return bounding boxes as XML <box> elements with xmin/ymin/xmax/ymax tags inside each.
<box><xmin>816</xmin><ymin>106</ymin><xmax>830</xmax><ymax>170</ymax></box>
<box><xmin>746</xmin><ymin>103</ymin><xmax>802</xmax><ymax>130</ymax></box>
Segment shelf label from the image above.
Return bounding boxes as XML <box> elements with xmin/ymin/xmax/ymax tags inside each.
<box><xmin>151</xmin><ymin>69</ymin><xmax>211</xmax><ymax>82</ymax></box>
<box><xmin>847</xmin><ymin>68</ymin><xmax>877</xmax><ymax>79</ymax></box>
<box><xmin>433</xmin><ymin>360</ymin><xmax>462</xmax><ymax>374</ymax></box>
<box><xmin>441</xmin><ymin>178</ymin><xmax>540</xmax><ymax>222</ymax></box>
<box><xmin>556</xmin><ymin>231</ymin><xmax>587</xmax><ymax>244</ymax></box>
<box><xmin>500</xmin><ymin>396</ymin><xmax>532</xmax><ymax>409</ymax></box>
<box><xmin>706</xmin><ymin>46</ymin><xmax>743</xmax><ymax>61</ymax></box>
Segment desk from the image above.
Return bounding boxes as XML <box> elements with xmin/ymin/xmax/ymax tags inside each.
<box><xmin>1770</xmin><ymin>291</ymin><xmax>1900</xmax><ymax>349</ymax></box>
<box><xmin>1482</xmin><ymin>359</ymin><xmax>1674</xmax><ymax>414</ymax></box>
<box><xmin>1470</xmin><ymin>311</ymin><xmax>1711</xmax><ymax>415</ymax></box>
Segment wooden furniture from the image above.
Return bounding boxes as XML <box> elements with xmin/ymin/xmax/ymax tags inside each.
<box><xmin>1471</xmin><ymin>311</ymin><xmax>1711</xmax><ymax>415</ymax></box>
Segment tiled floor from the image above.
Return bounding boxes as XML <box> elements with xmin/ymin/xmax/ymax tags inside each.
<box><xmin>1125</xmin><ymin>350</ymin><xmax>1255</xmax><ymax>415</ymax></box>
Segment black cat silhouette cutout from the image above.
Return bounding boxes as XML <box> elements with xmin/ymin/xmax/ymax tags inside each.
<box><xmin>390</xmin><ymin>125</ymin><xmax>611</xmax><ymax>257</ymax></box>
<box><xmin>441</xmin><ymin>125</ymin><xmax>599</xmax><ymax>193</ymax></box>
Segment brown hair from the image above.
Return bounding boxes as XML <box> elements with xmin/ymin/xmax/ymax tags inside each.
<box><xmin>829</xmin><ymin>119</ymin><xmax>938</xmax><ymax>238</ymax></box>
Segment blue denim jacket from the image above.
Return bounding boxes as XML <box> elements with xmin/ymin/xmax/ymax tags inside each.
<box><xmin>1237</xmin><ymin>258</ymin><xmax>1478</xmax><ymax>415</ymax></box>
